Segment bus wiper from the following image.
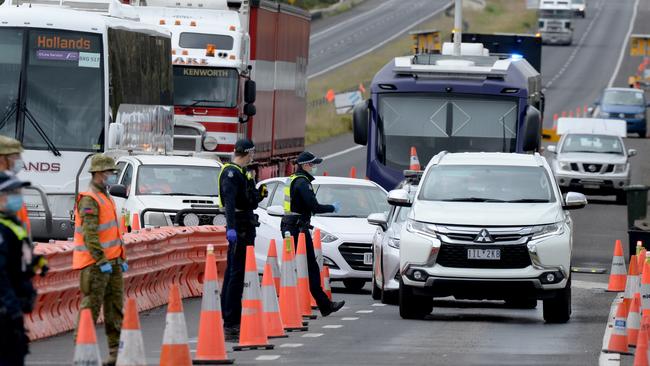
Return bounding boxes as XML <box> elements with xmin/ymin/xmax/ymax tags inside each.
<box><xmin>442</xmin><ymin>197</ymin><xmax>506</xmax><ymax>202</ymax></box>
<box><xmin>181</xmin><ymin>99</ymin><xmax>225</xmax><ymax>110</ymax></box>
<box><xmin>23</xmin><ymin>106</ymin><xmax>61</xmax><ymax>157</ymax></box>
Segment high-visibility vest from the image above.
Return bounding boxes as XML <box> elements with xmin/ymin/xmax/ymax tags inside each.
<box><xmin>72</xmin><ymin>190</ymin><xmax>125</xmax><ymax>270</ymax></box>
<box><xmin>283</xmin><ymin>173</ymin><xmax>309</xmax><ymax>214</ymax></box>
<box><xmin>217</xmin><ymin>163</ymin><xmax>253</xmax><ymax>207</ymax></box>
<box><xmin>0</xmin><ymin>216</ymin><xmax>27</xmax><ymax>241</ymax></box>
<box><xmin>16</xmin><ymin>204</ymin><xmax>30</xmax><ymax>233</ymax></box>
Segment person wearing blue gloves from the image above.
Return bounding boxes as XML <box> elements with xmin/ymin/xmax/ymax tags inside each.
<box><xmin>218</xmin><ymin>139</ymin><xmax>266</xmax><ymax>341</ymax></box>
<box><xmin>280</xmin><ymin>151</ymin><xmax>345</xmax><ymax>317</ymax></box>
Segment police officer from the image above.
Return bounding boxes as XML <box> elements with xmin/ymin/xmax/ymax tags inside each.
<box><xmin>0</xmin><ymin>172</ymin><xmax>36</xmax><ymax>366</ymax></box>
<box><xmin>218</xmin><ymin>139</ymin><xmax>266</xmax><ymax>340</ymax></box>
<box><xmin>281</xmin><ymin>151</ymin><xmax>344</xmax><ymax>317</ymax></box>
<box><xmin>72</xmin><ymin>154</ymin><xmax>126</xmax><ymax>366</ymax></box>
<box><xmin>0</xmin><ymin>136</ymin><xmax>30</xmax><ymax>233</ymax></box>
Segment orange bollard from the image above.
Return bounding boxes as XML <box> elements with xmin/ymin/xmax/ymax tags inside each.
<box><xmin>296</xmin><ymin>233</ymin><xmax>316</xmax><ymax>320</ymax></box>
<box><xmin>349</xmin><ymin>166</ymin><xmax>357</xmax><ymax>178</ymax></box>
<box><xmin>576</xmin><ymin>107</ymin><xmax>581</xmax><ymax>117</ymax></box>
<box><xmin>116</xmin><ymin>298</ymin><xmax>146</xmax><ymax>366</ymax></box>
<box><xmin>267</xmin><ymin>239</ymin><xmax>281</xmax><ymax>295</ymax></box>
<box><xmin>73</xmin><ymin>309</ymin><xmax>101</xmax><ymax>365</ymax></box>
<box><xmin>160</xmin><ymin>285</ymin><xmax>192</xmax><ymax>366</ymax></box>
<box><xmin>323</xmin><ymin>171</ymin><xmax>329</xmax><ymax>176</ymax></box>
<box><xmin>279</xmin><ymin>234</ymin><xmax>308</xmax><ymax>332</ymax></box>
<box><xmin>262</xmin><ymin>262</ymin><xmax>288</xmax><ymax>339</ymax></box>
<box><xmin>607</xmin><ymin>240</ymin><xmax>628</xmax><ymax>292</ymax></box>
<box><xmin>131</xmin><ymin>211</ymin><xmax>141</xmax><ymax>231</ymax></box>
<box><xmin>194</xmin><ymin>245</ymin><xmax>233</xmax><ymax>364</ymax></box>
<box><xmin>311</xmin><ymin>229</ymin><xmax>323</xmax><ymax>309</ymax></box>
<box><xmin>409</xmin><ymin>146</ymin><xmax>421</xmax><ymax>171</ymax></box>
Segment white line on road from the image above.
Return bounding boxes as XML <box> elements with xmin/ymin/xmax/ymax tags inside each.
<box><xmin>322</xmin><ymin>145</ymin><xmax>364</xmax><ymax>161</ymax></box>
<box><xmin>302</xmin><ymin>333</ymin><xmax>324</xmax><ymax>338</ymax></box>
<box><xmin>280</xmin><ymin>343</ymin><xmax>304</xmax><ymax>348</ymax></box>
<box><xmin>356</xmin><ymin>310</ymin><xmax>374</xmax><ymax>314</ymax></box>
<box><xmin>372</xmin><ymin>303</ymin><xmax>387</xmax><ymax>307</ymax></box>
<box><xmin>323</xmin><ymin>324</ymin><xmax>344</xmax><ymax>329</ymax></box>
<box><xmin>608</xmin><ymin>0</ymin><xmax>640</xmax><ymax>87</ymax></box>
<box><xmin>256</xmin><ymin>355</ymin><xmax>281</xmax><ymax>361</ymax></box>
<box><xmin>341</xmin><ymin>317</ymin><xmax>359</xmax><ymax>320</ymax></box>
<box><xmin>599</xmin><ymin>352</ymin><xmax>621</xmax><ymax>366</ymax></box>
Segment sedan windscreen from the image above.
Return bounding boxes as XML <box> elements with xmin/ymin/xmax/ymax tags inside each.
<box><xmin>314</xmin><ymin>184</ymin><xmax>389</xmax><ymax>218</ymax></box>
<box><xmin>602</xmin><ymin>90</ymin><xmax>645</xmax><ymax>106</ymax></box>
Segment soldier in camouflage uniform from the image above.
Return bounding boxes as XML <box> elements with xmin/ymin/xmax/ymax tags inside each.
<box><xmin>73</xmin><ymin>154</ymin><xmax>126</xmax><ymax>366</ymax></box>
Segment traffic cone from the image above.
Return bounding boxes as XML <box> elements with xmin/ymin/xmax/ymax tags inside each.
<box><xmin>267</xmin><ymin>240</ymin><xmax>281</xmax><ymax>295</ymax></box>
<box><xmin>323</xmin><ymin>266</ymin><xmax>332</xmax><ymax>301</ymax></box>
<box><xmin>640</xmin><ymin>247</ymin><xmax>648</xmax><ymax>272</ymax></box>
<box><xmin>296</xmin><ymin>233</ymin><xmax>316</xmax><ymax>319</ymax></box>
<box><xmin>605</xmin><ymin>300</ymin><xmax>631</xmax><ymax>354</ymax></box>
<box><xmin>561</xmin><ymin>111</ymin><xmax>567</xmax><ymax>117</ymax></box>
<box><xmin>73</xmin><ymin>309</ymin><xmax>101</xmax><ymax>366</ymax></box>
<box><xmin>635</xmin><ymin>314</ymin><xmax>650</xmax><ymax>366</ymax></box>
<box><xmin>607</xmin><ymin>240</ymin><xmax>628</xmax><ymax>292</ymax></box>
<box><xmin>641</xmin><ymin>262</ymin><xmax>650</xmax><ymax>314</ymax></box>
<box><xmin>349</xmin><ymin>166</ymin><xmax>357</xmax><ymax>178</ymax></box>
<box><xmin>625</xmin><ymin>255</ymin><xmax>641</xmax><ymax>314</ymax></box>
<box><xmin>194</xmin><ymin>245</ymin><xmax>233</xmax><ymax>364</ymax></box>
<box><xmin>311</xmin><ymin>229</ymin><xmax>324</xmax><ymax>309</ymax></box>
<box><xmin>116</xmin><ymin>298</ymin><xmax>145</xmax><ymax>366</ymax></box>
<box><xmin>630</xmin><ymin>293</ymin><xmax>642</xmax><ymax>347</ymax></box>
<box><xmin>160</xmin><ymin>284</ymin><xmax>192</xmax><ymax>366</ymax></box>
<box><xmin>279</xmin><ymin>234</ymin><xmax>308</xmax><ymax>332</ymax></box>
<box><xmin>323</xmin><ymin>171</ymin><xmax>329</xmax><ymax>176</ymax></box>
<box><xmin>131</xmin><ymin>212</ymin><xmax>141</xmax><ymax>231</ymax></box>
<box><xmin>262</xmin><ymin>261</ymin><xmax>288</xmax><ymax>339</ymax></box>
<box><xmin>409</xmin><ymin>146</ymin><xmax>421</xmax><ymax>171</ymax></box>
<box><xmin>234</xmin><ymin>246</ymin><xmax>274</xmax><ymax>351</ymax></box>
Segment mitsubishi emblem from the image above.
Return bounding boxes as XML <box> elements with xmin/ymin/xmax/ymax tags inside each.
<box><xmin>588</xmin><ymin>164</ymin><xmax>597</xmax><ymax>172</ymax></box>
<box><xmin>475</xmin><ymin>229</ymin><xmax>494</xmax><ymax>243</ymax></box>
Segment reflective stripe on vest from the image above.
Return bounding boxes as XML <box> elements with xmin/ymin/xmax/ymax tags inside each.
<box><xmin>72</xmin><ymin>190</ymin><xmax>124</xmax><ymax>270</ymax></box>
<box><xmin>283</xmin><ymin>174</ymin><xmax>309</xmax><ymax>214</ymax></box>
<box><xmin>0</xmin><ymin>217</ymin><xmax>27</xmax><ymax>241</ymax></box>
<box><xmin>217</xmin><ymin>163</ymin><xmax>253</xmax><ymax>207</ymax></box>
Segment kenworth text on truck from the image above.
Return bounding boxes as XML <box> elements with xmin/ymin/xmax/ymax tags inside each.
<box><xmin>0</xmin><ymin>1</ymin><xmax>174</xmax><ymax>240</ymax></box>
<box><xmin>122</xmin><ymin>0</ymin><xmax>311</xmax><ymax>179</ymax></box>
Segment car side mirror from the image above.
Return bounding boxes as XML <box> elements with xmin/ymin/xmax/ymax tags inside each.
<box><xmin>563</xmin><ymin>192</ymin><xmax>587</xmax><ymax>210</ymax></box>
<box><xmin>367</xmin><ymin>213</ymin><xmax>388</xmax><ymax>231</ymax></box>
<box><xmin>109</xmin><ymin>184</ymin><xmax>128</xmax><ymax>199</ymax></box>
<box><xmin>629</xmin><ymin>149</ymin><xmax>638</xmax><ymax>157</ymax></box>
<box><xmin>244</xmin><ymin>80</ymin><xmax>256</xmax><ymax>104</ymax></box>
<box><xmin>587</xmin><ymin>106</ymin><xmax>594</xmax><ymax>115</ymax></box>
<box><xmin>267</xmin><ymin>205</ymin><xmax>284</xmax><ymax>217</ymax></box>
<box><xmin>387</xmin><ymin>189</ymin><xmax>412</xmax><ymax>207</ymax></box>
<box><xmin>547</xmin><ymin>145</ymin><xmax>557</xmax><ymax>154</ymax></box>
<box><xmin>353</xmin><ymin>99</ymin><xmax>370</xmax><ymax>146</ymax></box>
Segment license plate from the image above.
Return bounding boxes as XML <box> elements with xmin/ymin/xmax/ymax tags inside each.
<box><xmin>583</xmin><ymin>184</ymin><xmax>600</xmax><ymax>190</ymax></box>
<box><xmin>467</xmin><ymin>248</ymin><xmax>501</xmax><ymax>260</ymax></box>
<box><xmin>363</xmin><ymin>252</ymin><xmax>373</xmax><ymax>265</ymax></box>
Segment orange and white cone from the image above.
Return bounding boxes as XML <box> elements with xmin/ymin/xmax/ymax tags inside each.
<box><xmin>607</xmin><ymin>240</ymin><xmax>628</xmax><ymax>292</ymax></box>
<box><xmin>605</xmin><ymin>300</ymin><xmax>631</xmax><ymax>354</ymax></box>
<box><xmin>635</xmin><ymin>314</ymin><xmax>650</xmax><ymax>366</ymax></box>
<box><xmin>311</xmin><ymin>229</ymin><xmax>324</xmax><ymax>309</ymax></box>
<box><xmin>234</xmin><ymin>246</ymin><xmax>274</xmax><ymax>351</ymax></box>
<box><xmin>266</xmin><ymin>239</ymin><xmax>281</xmax><ymax>295</ymax></box>
<box><xmin>194</xmin><ymin>245</ymin><xmax>233</xmax><ymax>364</ymax></box>
<box><xmin>349</xmin><ymin>166</ymin><xmax>357</xmax><ymax>178</ymax></box>
<box><xmin>630</xmin><ymin>293</ymin><xmax>642</xmax><ymax>347</ymax></box>
<box><xmin>279</xmin><ymin>233</ymin><xmax>308</xmax><ymax>332</ymax></box>
<box><xmin>641</xmin><ymin>262</ymin><xmax>650</xmax><ymax>314</ymax></box>
<box><xmin>160</xmin><ymin>284</ymin><xmax>192</xmax><ymax>366</ymax></box>
<box><xmin>625</xmin><ymin>255</ymin><xmax>641</xmax><ymax>315</ymax></box>
<box><xmin>409</xmin><ymin>146</ymin><xmax>421</xmax><ymax>171</ymax></box>
<box><xmin>73</xmin><ymin>309</ymin><xmax>101</xmax><ymax>366</ymax></box>
<box><xmin>131</xmin><ymin>211</ymin><xmax>141</xmax><ymax>231</ymax></box>
<box><xmin>116</xmin><ymin>298</ymin><xmax>146</xmax><ymax>366</ymax></box>
<box><xmin>262</xmin><ymin>261</ymin><xmax>288</xmax><ymax>339</ymax></box>
<box><xmin>296</xmin><ymin>233</ymin><xmax>316</xmax><ymax>320</ymax></box>
<box><xmin>323</xmin><ymin>266</ymin><xmax>332</xmax><ymax>301</ymax></box>
<box><xmin>640</xmin><ymin>247</ymin><xmax>648</xmax><ymax>272</ymax></box>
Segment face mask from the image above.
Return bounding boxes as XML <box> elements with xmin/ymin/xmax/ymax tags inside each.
<box><xmin>10</xmin><ymin>159</ymin><xmax>24</xmax><ymax>174</ymax></box>
<box><xmin>105</xmin><ymin>173</ymin><xmax>118</xmax><ymax>186</ymax></box>
<box><xmin>5</xmin><ymin>194</ymin><xmax>23</xmax><ymax>213</ymax></box>
<box><xmin>311</xmin><ymin>166</ymin><xmax>319</xmax><ymax>175</ymax></box>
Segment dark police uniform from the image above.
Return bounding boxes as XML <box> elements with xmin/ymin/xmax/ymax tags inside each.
<box><xmin>281</xmin><ymin>152</ymin><xmax>344</xmax><ymax>316</ymax></box>
<box><xmin>218</xmin><ymin>139</ymin><xmax>264</xmax><ymax>331</ymax></box>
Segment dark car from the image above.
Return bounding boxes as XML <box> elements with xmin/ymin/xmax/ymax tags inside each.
<box><xmin>596</xmin><ymin>88</ymin><xmax>650</xmax><ymax>137</ymax></box>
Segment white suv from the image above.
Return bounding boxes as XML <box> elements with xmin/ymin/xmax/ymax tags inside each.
<box><xmin>394</xmin><ymin>152</ymin><xmax>586</xmax><ymax>323</ymax></box>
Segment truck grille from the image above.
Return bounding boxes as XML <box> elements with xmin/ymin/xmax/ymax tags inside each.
<box><xmin>338</xmin><ymin>242</ymin><xmax>372</xmax><ymax>271</ymax></box>
<box><xmin>436</xmin><ymin>243</ymin><xmax>532</xmax><ymax>269</ymax></box>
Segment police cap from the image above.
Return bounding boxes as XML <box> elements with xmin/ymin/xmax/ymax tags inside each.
<box><xmin>234</xmin><ymin>139</ymin><xmax>255</xmax><ymax>154</ymax></box>
<box><xmin>0</xmin><ymin>172</ymin><xmax>29</xmax><ymax>193</ymax></box>
<box><xmin>88</xmin><ymin>154</ymin><xmax>118</xmax><ymax>173</ymax></box>
<box><xmin>0</xmin><ymin>135</ymin><xmax>24</xmax><ymax>155</ymax></box>
<box><xmin>296</xmin><ymin>151</ymin><xmax>323</xmax><ymax>165</ymax></box>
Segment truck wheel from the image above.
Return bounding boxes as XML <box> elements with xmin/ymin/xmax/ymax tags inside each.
<box><xmin>640</xmin><ymin>130</ymin><xmax>647</xmax><ymax>138</ymax></box>
<box><xmin>343</xmin><ymin>279</ymin><xmax>366</xmax><ymax>292</ymax></box>
<box><xmin>399</xmin><ymin>279</ymin><xmax>433</xmax><ymax>319</ymax></box>
<box><xmin>543</xmin><ymin>278</ymin><xmax>571</xmax><ymax>324</ymax></box>
<box><xmin>505</xmin><ymin>298</ymin><xmax>538</xmax><ymax>309</ymax></box>
<box><xmin>382</xmin><ymin>290</ymin><xmax>399</xmax><ymax>305</ymax></box>
<box><xmin>371</xmin><ymin>274</ymin><xmax>382</xmax><ymax>301</ymax></box>
<box><xmin>616</xmin><ymin>192</ymin><xmax>627</xmax><ymax>205</ymax></box>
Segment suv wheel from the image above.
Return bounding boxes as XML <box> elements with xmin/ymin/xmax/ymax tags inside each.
<box><xmin>616</xmin><ymin>192</ymin><xmax>627</xmax><ymax>205</ymax></box>
<box><xmin>343</xmin><ymin>279</ymin><xmax>366</xmax><ymax>292</ymax></box>
<box><xmin>399</xmin><ymin>279</ymin><xmax>433</xmax><ymax>319</ymax></box>
<box><xmin>543</xmin><ymin>278</ymin><xmax>571</xmax><ymax>323</ymax></box>
<box><xmin>371</xmin><ymin>274</ymin><xmax>382</xmax><ymax>300</ymax></box>
<box><xmin>382</xmin><ymin>290</ymin><xmax>399</xmax><ymax>305</ymax></box>
<box><xmin>505</xmin><ymin>298</ymin><xmax>537</xmax><ymax>309</ymax></box>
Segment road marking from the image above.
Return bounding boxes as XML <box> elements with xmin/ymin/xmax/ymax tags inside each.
<box><xmin>309</xmin><ymin>0</ymin><xmax>453</xmax><ymax>79</ymax></box>
<box><xmin>608</xmin><ymin>0</ymin><xmax>640</xmax><ymax>87</ymax></box>
<box><xmin>599</xmin><ymin>352</ymin><xmax>621</xmax><ymax>366</ymax></box>
<box><xmin>341</xmin><ymin>317</ymin><xmax>359</xmax><ymax>320</ymax></box>
<box><xmin>280</xmin><ymin>343</ymin><xmax>304</xmax><ymax>348</ymax></box>
<box><xmin>341</xmin><ymin>306</ymin><xmax>351</xmax><ymax>310</ymax></box>
<box><xmin>372</xmin><ymin>303</ymin><xmax>387</xmax><ymax>307</ymax></box>
<box><xmin>356</xmin><ymin>310</ymin><xmax>374</xmax><ymax>314</ymax></box>
<box><xmin>302</xmin><ymin>332</ymin><xmax>324</xmax><ymax>338</ymax></box>
<box><xmin>323</xmin><ymin>324</ymin><xmax>343</xmax><ymax>329</ymax></box>
<box><xmin>256</xmin><ymin>355</ymin><xmax>281</xmax><ymax>361</ymax></box>
<box><xmin>322</xmin><ymin>145</ymin><xmax>364</xmax><ymax>161</ymax></box>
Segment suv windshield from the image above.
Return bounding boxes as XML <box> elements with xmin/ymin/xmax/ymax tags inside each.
<box><xmin>136</xmin><ymin>165</ymin><xmax>220</xmax><ymax>196</ymax></box>
<box><xmin>419</xmin><ymin>165</ymin><xmax>556</xmax><ymax>203</ymax></box>
<box><xmin>602</xmin><ymin>90</ymin><xmax>645</xmax><ymax>106</ymax></box>
<box><xmin>561</xmin><ymin>134</ymin><xmax>624</xmax><ymax>154</ymax></box>
<box><xmin>314</xmin><ymin>184</ymin><xmax>389</xmax><ymax>218</ymax></box>
<box><xmin>173</xmin><ymin>66</ymin><xmax>238</xmax><ymax>108</ymax></box>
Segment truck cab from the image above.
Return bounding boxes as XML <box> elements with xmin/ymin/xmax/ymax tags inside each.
<box><xmin>538</xmin><ymin>0</ymin><xmax>574</xmax><ymax>45</ymax></box>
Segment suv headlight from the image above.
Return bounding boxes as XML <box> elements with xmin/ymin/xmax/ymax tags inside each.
<box><xmin>406</xmin><ymin>219</ymin><xmax>438</xmax><ymax>238</ymax></box>
<box><xmin>387</xmin><ymin>237</ymin><xmax>400</xmax><ymax>249</ymax></box>
<box><xmin>599</xmin><ymin>112</ymin><xmax>611</xmax><ymax>118</ymax></box>
<box><xmin>613</xmin><ymin>164</ymin><xmax>628</xmax><ymax>173</ymax></box>
<box><xmin>530</xmin><ymin>222</ymin><xmax>565</xmax><ymax>240</ymax></box>
<box><xmin>558</xmin><ymin>162</ymin><xmax>572</xmax><ymax>172</ymax></box>
<box><xmin>144</xmin><ymin>211</ymin><xmax>169</xmax><ymax>227</ymax></box>
<box><xmin>320</xmin><ymin>230</ymin><xmax>339</xmax><ymax>243</ymax></box>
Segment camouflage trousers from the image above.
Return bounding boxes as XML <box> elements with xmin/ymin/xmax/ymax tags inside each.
<box><xmin>74</xmin><ymin>262</ymin><xmax>124</xmax><ymax>361</ymax></box>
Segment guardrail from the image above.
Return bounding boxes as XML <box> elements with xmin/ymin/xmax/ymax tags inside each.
<box><xmin>26</xmin><ymin>226</ymin><xmax>228</xmax><ymax>340</ymax></box>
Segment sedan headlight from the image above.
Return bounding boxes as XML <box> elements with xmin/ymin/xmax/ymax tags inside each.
<box><xmin>599</xmin><ymin>112</ymin><xmax>611</xmax><ymax>118</ymax></box>
<box><xmin>635</xmin><ymin>113</ymin><xmax>645</xmax><ymax>119</ymax></box>
<box><xmin>387</xmin><ymin>237</ymin><xmax>400</xmax><ymax>249</ymax></box>
<box><xmin>406</xmin><ymin>219</ymin><xmax>438</xmax><ymax>238</ymax></box>
<box><xmin>144</xmin><ymin>212</ymin><xmax>168</xmax><ymax>227</ymax></box>
<box><xmin>530</xmin><ymin>222</ymin><xmax>565</xmax><ymax>240</ymax></box>
<box><xmin>558</xmin><ymin>162</ymin><xmax>572</xmax><ymax>172</ymax></box>
<box><xmin>320</xmin><ymin>230</ymin><xmax>339</xmax><ymax>243</ymax></box>
<box><xmin>613</xmin><ymin>164</ymin><xmax>628</xmax><ymax>173</ymax></box>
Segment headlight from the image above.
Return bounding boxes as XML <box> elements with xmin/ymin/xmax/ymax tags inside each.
<box><xmin>613</xmin><ymin>164</ymin><xmax>628</xmax><ymax>173</ymax></box>
<box><xmin>530</xmin><ymin>222</ymin><xmax>565</xmax><ymax>240</ymax></box>
<box><xmin>558</xmin><ymin>162</ymin><xmax>572</xmax><ymax>172</ymax></box>
<box><xmin>203</xmin><ymin>136</ymin><xmax>218</xmax><ymax>151</ymax></box>
<box><xmin>387</xmin><ymin>237</ymin><xmax>400</xmax><ymax>249</ymax></box>
<box><xmin>406</xmin><ymin>219</ymin><xmax>438</xmax><ymax>238</ymax></box>
<box><xmin>182</xmin><ymin>213</ymin><xmax>200</xmax><ymax>227</ymax></box>
<box><xmin>320</xmin><ymin>230</ymin><xmax>339</xmax><ymax>243</ymax></box>
<box><xmin>212</xmin><ymin>215</ymin><xmax>227</xmax><ymax>226</ymax></box>
<box><xmin>599</xmin><ymin>112</ymin><xmax>611</xmax><ymax>118</ymax></box>
<box><xmin>635</xmin><ymin>113</ymin><xmax>645</xmax><ymax>119</ymax></box>
<box><xmin>144</xmin><ymin>212</ymin><xmax>168</xmax><ymax>227</ymax></box>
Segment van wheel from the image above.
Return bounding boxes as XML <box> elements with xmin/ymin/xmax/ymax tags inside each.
<box><xmin>543</xmin><ymin>278</ymin><xmax>571</xmax><ymax>323</ymax></box>
<box><xmin>399</xmin><ymin>279</ymin><xmax>433</xmax><ymax>319</ymax></box>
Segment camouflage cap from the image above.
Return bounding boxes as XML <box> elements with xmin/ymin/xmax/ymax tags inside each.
<box><xmin>88</xmin><ymin>154</ymin><xmax>118</xmax><ymax>173</ymax></box>
<box><xmin>0</xmin><ymin>135</ymin><xmax>23</xmax><ymax>155</ymax></box>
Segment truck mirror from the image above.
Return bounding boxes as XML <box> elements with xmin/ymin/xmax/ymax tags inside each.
<box><xmin>243</xmin><ymin>103</ymin><xmax>256</xmax><ymax>118</ymax></box>
<box><xmin>522</xmin><ymin>105</ymin><xmax>541</xmax><ymax>152</ymax></box>
<box><xmin>353</xmin><ymin>100</ymin><xmax>369</xmax><ymax>146</ymax></box>
<box><xmin>244</xmin><ymin>80</ymin><xmax>256</xmax><ymax>104</ymax></box>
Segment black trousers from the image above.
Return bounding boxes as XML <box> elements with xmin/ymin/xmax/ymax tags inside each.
<box><xmin>0</xmin><ymin>315</ymin><xmax>28</xmax><ymax>366</ymax></box>
<box><xmin>280</xmin><ymin>220</ymin><xmax>332</xmax><ymax>312</ymax></box>
<box><xmin>221</xmin><ymin>228</ymin><xmax>256</xmax><ymax>328</ymax></box>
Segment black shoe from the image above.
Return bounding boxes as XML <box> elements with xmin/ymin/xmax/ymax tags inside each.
<box><xmin>224</xmin><ymin>325</ymin><xmax>240</xmax><ymax>342</ymax></box>
<box><xmin>320</xmin><ymin>300</ymin><xmax>345</xmax><ymax>317</ymax></box>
